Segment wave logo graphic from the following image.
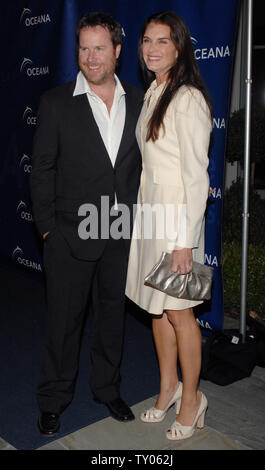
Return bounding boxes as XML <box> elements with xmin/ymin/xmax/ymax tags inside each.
<box><xmin>20</xmin><ymin>8</ymin><xmax>51</xmax><ymax>26</ymax></box>
<box><xmin>16</xmin><ymin>200</ymin><xmax>27</xmax><ymax>212</ymax></box>
<box><xmin>12</xmin><ymin>246</ymin><xmax>42</xmax><ymax>271</ymax></box>
<box><xmin>22</xmin><ymin>106</ymin><xmax>32</xmax><ymax>119</ymax></box>
<box><xmin>20</xmin><ymin>154</ymin><xmax>32</xmax><ymax>173</ymax></box>
<box><xmin>20</xmin><ymin>57</ymin><xmax>49</xmax><ymax>77</ymax></box>
<box><xmin>22</xmin><ymin>106</ymin><xmax>36</xmax><ymax>125</ymax></box>
<box><xmin>12</xmin><ymin>246</ymin><xmax>24</xmax><ymax>259</ymax></box>
<box><xmin>16</xmin><ymin>200</ymin><xmax>34</xmax><ymax>222</ymax></box>
<box><xmin>20</xmin><ymin>154</ymin><xmax>30</xmax><ymax>166</ymax></box>
<box><xmin>20</xmin><ymin>57</ymin><xmax>33</xmax><ymax>72</ymax></box>
<box><xmin>19</xmin><ymin>8</ymin><xmax>31</xmax><ymax>23</ymax></box>
<box><xmin>191</xmin><ymin>34</ymin><xmax>230</xmax><ymax>60</ymax></box>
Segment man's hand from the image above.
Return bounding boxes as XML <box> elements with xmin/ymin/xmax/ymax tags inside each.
<box><xmin>42</xmin><ymin>232</ymin><xmax>49</xmax><ymax>240</ymax></box>
<box><xmin>171</xmin><ymin>248</ymin><xmax>193</xmax><ymax>274</ymax></box>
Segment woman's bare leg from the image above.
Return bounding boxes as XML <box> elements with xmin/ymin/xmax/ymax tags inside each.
<box><xmin>166</xmin><ymin>307</ymin><xmax>202</xmax><ymax>425</ymax></box>
<box><xmin>152</xmin><ymin>313</ymin><xmax>179</xmax><ymax>410</ymax></box>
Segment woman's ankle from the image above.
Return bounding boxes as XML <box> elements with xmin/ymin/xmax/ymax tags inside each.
<box><xmin>160</xmin><ymin>380</ymin><xmax>179</xmax><ymax>395</ymax></box>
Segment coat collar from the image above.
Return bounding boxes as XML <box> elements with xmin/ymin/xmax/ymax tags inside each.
<box><xmin>144</xmin><ymin>79</ymin><xmax>166</xmax><ymax>101</ymax></box>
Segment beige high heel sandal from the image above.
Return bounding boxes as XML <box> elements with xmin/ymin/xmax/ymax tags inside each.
<box><xmin>140</xmin><ymin>382</ymin><xmax>183</xmax><ymax>423</ymax></box>
<box><xmin>166</xmin><ymin>392</ymin><xmax>208</xmax><ymax>440</ymax></box>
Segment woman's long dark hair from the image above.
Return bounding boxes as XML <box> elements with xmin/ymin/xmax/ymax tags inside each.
<box><xmin>139</xmin><ymin>11</ymin><xmax>212</xmax><ymax>142</ymax></box>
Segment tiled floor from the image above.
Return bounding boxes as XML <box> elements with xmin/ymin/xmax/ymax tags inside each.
<box><xmin>0</xmin><ymin>437</ymin><xmax>16</xmax><ymax>450</ymax></box>
<box><xmin>0</xmin><ymin>396</ymin><xmax>250</xmax><ymax>451</ymax></box>
<box><xmin>36</xmin><ymin>396</ymin><xmax>250</xmax><ymax>451</ymax></box>
<box><xmin>1</xmin><ymin>315</ymin><xmax>264</xmax><ymax>451</ymax></box>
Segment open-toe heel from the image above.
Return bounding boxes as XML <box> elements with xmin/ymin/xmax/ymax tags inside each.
<box><xmin>141</xmin><ymin>382</ymin><xmax>182</xmax><ymax>423</ymax></box>
<box><xmin>175</xmin><ymin>397</ymin><xmax>181</xmax><ymax>414</ymax></box>
<box><xmin>166</xmin><ymin>392</ymin><xmax>208</xmax><ymax>440</ymax></box>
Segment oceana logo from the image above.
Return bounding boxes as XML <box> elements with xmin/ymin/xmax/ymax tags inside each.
<box><xmin>20</xmin><ymin>57</ymin><xmax>33</xmax><ymax>72</ymax></box>
<box><xmin>213</xmin><ymin>117</ymin><xmax>226</xmax><ymax>129</ymax></box>
<box><xmin>196</xmin><ymin>318</ymin><xmax>213</xmax><ymax>330</ymax></box>
<box><xmin>20</xmin><ymin>8</ymin><xmax>31</xmax><ymax>23</ymax></box>
<box><xmin>19</xmin><ymin>154</ymin><xmax>32</xmax><ymax>173</ymax></box>
<box><xmin>20</xmin><ymin>57</ymin><xmax>49</xmax><ymax>77</ymax></box>
<box><xmin>191</xmin><ymin>36</ymin><xmax>230</xmax><ymax>60</ymax></box>
<box><xmin>12</xmin><ymin>246</ymin><xmax>42</xmax><ymax>271</ymax></box>
<box><xmin>20</xmin><ymin>8</ymin><xmax>51</xmax><ymax>27</ymax></box>
<box><xmin>205</xmin><ymin>252</ymin><xmax>219</xmax><ymax>267</ymax></box>
<box><xmin>16</xmin><ymin>200</ymin><xmax>33</xmax><ymax>222</ymax></box>
<box><xmin>209</xmin><ymin>187</ymin><xmax>222</xmax><ymax>199</ymax></box>
<box><xmin>22</xmin><ymin>106</ymin><xmax>36</xmax><ymax>125</ymax></box>
<box><xmin>12</xmin><ymin>246</ymin><xmax>24</xmax><ymax>259</ymax></box>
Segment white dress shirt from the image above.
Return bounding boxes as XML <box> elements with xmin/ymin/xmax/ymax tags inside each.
<box><xmin>73</xmin><ymin>71</ymin><xmax>126</xmax><ymax>209</ymax></box>
<box><xmin>73</xmin><ymin>70</ymin><xmax>126</xmax><ymax>167</ymax></box>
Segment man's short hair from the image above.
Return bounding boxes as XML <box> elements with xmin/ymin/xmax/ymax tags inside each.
<box><xmin>76</xmin><ymin>12</ymin><xmax>123</xmax><ymax>48</ymax></box>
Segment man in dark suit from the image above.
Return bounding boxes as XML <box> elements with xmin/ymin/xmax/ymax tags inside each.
<box><xmin>30</xmin><ymin>12</ymin><xmax>143</xmax><ymax>436</ymax></box>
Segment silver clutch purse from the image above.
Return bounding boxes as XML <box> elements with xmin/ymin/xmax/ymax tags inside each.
<box><xmin>144</xmin><ymin>252</ymin><xmax>214</xmax><ymax>301</ymax></box>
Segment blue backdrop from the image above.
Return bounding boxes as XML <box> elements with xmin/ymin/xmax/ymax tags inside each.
<box><xmin>1</xmin><ymin>0</ymin><xmax>240</xmax><ymax>334</ymax></box>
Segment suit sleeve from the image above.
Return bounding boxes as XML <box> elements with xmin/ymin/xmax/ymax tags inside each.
<box><xmin>174</xmin><ymin>90</ymin><xmax>212</xmax><ymax>249</ymax></box>
<box><xmin>30</xmin><ymin>93</ymin><xmax>58</xmax><ymax>236</ymax></box>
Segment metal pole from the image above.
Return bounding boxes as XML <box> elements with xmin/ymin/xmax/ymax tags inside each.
<box><xmin>240</xmin><ymin>0</ymin><xmax>253</xmax><ymax>341</ymax></box>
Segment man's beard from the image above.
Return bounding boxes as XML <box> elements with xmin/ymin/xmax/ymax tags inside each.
<box><xmin>80</xmin><ymin>58</ymin><xmax>117</xmax><ymax>86</ymax></box>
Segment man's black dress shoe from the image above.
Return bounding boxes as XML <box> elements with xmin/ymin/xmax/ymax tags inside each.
<box><xmin>104</xmin><ymin>397</ymin><xmax>135</xmax><ymax>422</ymax></box>
<box><xmin>38</xmin><ymin>412</ymin><xmax>60</xmax><ymax>436</ymax></box>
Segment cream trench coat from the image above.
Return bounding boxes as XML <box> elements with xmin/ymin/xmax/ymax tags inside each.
<box><xmin>125</xmin><ymin>81</ymin><xmax>212</xmax><ymax>315</ymax></box>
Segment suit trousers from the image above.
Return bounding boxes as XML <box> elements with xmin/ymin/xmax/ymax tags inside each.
<box><xmin>37</xmin><ymin>226</ymin><xmax>128</xmax><ymax>414</ymax></box>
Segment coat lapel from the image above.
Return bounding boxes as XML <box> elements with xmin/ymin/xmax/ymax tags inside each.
<box><xmin>72</xmin><ymin>92</ymin><xmax>114</xmax><ymax>171</ymax></box>
<box><xmin>71</xmin><ymin>79</ymin><xmax>139</xmax><ymax>170</ymax></box>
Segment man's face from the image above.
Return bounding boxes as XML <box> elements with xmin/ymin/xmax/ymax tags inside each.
<box><xmin>78</xmin><ymin>25</ymin><xmax>121</xmax><ymax>86</ymax></box>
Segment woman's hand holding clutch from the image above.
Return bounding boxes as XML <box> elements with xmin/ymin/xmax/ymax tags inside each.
<box><xmin>172</xmin><ymin>248</ymin><xmax>193</xmax><ymax>274</ymax></box>
<box><xmin>144</xmin><ymin>251</ymin><xmax>213</xmax><ymax>301</ymax></box>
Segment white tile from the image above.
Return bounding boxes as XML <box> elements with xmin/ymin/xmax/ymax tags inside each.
<box><xmin>0</xmin><ymin>437</ymin><xmax>16</xmax><ymax>450</ymax></box>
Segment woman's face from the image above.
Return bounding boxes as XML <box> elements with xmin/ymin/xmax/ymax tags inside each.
<box><xmin>142</xmin><ymin>22</ymin><xmax>178</xmax><ymax>83</ymax></box>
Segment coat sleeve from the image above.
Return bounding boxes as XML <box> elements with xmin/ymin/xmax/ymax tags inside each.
<box><xmin>174</xmin><ymin>89</ymin><xmax>212</xmax><ymax>249</ymax></box>
<box><xmin>30</xmin><ymin>92</ymin><xmax>58</xmax><ymax>236</ymax></box>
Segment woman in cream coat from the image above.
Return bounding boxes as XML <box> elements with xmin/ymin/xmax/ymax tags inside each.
<box><xmin>126</xmin><ymin>11</ymin><xmax>212</xmax><ymax>441</ymax></box>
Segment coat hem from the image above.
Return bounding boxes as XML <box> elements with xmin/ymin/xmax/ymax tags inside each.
<box><xmin>126</xmin><ymin>292</ymin><xmax>203</xmax><ymax>316</ymax></box>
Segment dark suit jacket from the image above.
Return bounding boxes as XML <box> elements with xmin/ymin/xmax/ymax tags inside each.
<box><xmin>30</xmin><ymin>79</ymin><xmax>144</xmax><ymax>260</ymax></box>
